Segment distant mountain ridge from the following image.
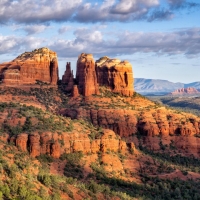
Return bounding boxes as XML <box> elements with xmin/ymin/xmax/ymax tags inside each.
<box><xmin>134</xmin><ymin>78</ymin><xmax>200</xmax><ymax>95</ymax></box>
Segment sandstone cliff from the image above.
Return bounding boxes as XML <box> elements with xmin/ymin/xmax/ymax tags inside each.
<box><xmin>62</xmin><ymin>62</ymin><xmax>74</xmax><ymax>92</ymax></box>
<box><xmin>0</xmin><ymin>47</ymin><xmax>58</xmax><ymax>85</ymax></box>
<box><xmin>76</xmin><ymin>53</ymin><xmax>99</xmax><ymax>96</ymax></box>
<box><xmin>1</xmin><ymin>129</ymin><xmax>131</xmax><ymax>158</ymax></box>
<box><xmin>60</xmin><ymin>93</ymin><xmax>200</xmax><ymax>157</ymax></box>
<box><xmin>96</xmin><ymin>57</ymin><xmax>134</xmax><ymax>96</ymax></box>
<box><xmin>63</xmin><ymin>54</ymin><xmax>134</xmax><ymax>97</ymax></box>
<box><xmin>0</xmin><ymin>102</ymin><xmax>134</xmax><ymax>158</ymax></box>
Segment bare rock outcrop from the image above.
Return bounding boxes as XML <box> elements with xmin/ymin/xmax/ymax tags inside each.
<box><xmin>96</xmin><ymin>57</ymin><xmax>134</xmax><ymax>96</ymax></box>
<box><xmin>76</xmin><ymin>53</ymin><xmax>99</xmax><ymax>96</ymax></box>
<box><xmin>0</xmin><ymin>129</ymin><xmax>132</xmax><ymax>158</ymax></box>
<box><xmin>63</xmin><ymin>54</ymin><xmax>134</xmax><ymax>97</ymax></box>
<box><xmin>0</xmin><ymin>47</ymin><xmax>58</xmax><ymax>85</ymax></box>
<box><xmin>16</xmin><ymin>133</ymin><xmax>28</xmax><ymax>152</ymax></box>
<box><xmin>72</xmin><ymin>85</ymin><xmax>80</xmax><ymax>98</ymax></box>
<box><xmin>62</xmin><ymin>62</ymin><xmax>74</xmax><ymax>92</ymax></box>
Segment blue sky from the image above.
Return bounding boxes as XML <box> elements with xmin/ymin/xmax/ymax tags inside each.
<box><xmin>0</xmin><ymin>0</ymin><xmax>199</xmax><ymax>83</ymax></box>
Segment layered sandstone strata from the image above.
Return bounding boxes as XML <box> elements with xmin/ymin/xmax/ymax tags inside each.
<box><xmin>96</xmin><ymin>57</ymin><xmax>134</xmax><ymax>96</ymax></box>
<box><xmin>76</xmin><ymin>53</ymin><xmax>99</xmax><ymax>96</ymax></box>
<box><xmin>1</xmin><ymin>129</ymin><xmax>131</xmax><ymax>158</ymax></box>
<box><xmin>63</xmin><ymin>54</ymin><xmax>134</xmax><ymax>97</ymax></box>
<box><xmin>0</xmin><ymin>47</ymin><xmax>58</xmax><ymax>85</ymax></box>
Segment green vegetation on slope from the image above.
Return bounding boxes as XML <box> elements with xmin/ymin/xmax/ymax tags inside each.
<box><xmin>148</xmin><ymin>96</ymin><xmax>200</xmax><ymax>116</ymax></box>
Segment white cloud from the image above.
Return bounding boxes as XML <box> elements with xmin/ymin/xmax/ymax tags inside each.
<box><xmin>0</xmin><ymin>35</ymin><xmax>45</xmax><ymax>55</ymax></box>
<box><xmin>0</xmin><ymin>0</ymin><xmax>198</xmax><ymax>24</ymax></box>
<box><xmin>0</xmin><ymin>0</ymin><xmax>82</xmax><ymax>23</ymax></box>
<box><xmin>111</xmin><ymin>0</ymin><xmax>159</xmax><ymax>14</ymax></box>
<box><xmin>48</xmin><ymin>27</ymin><xmax>200</xmax><ymax>58</ymax></box>
<box><xmin>74</xmin><ymin>28</ymin><xmax>103</xmax><ymax>43</ymax></box>
<box><xmin>10</xmin><ymin>24</ymin><xmax>51</xmax><ymax>35</ymax></box>
<box><xmin>23</xmin><ymin>25</ymin><xmax>50</xmax><ymax>35</ymax></box>
<box><xmin>58</xmin><ymin>26</ymin><xmax>72</xmax><ymax>34</ymax></box>
<box><xmin>0</xmin><ymin>27</ymin><xmax>200</xmax><ymax>59</ymax></box>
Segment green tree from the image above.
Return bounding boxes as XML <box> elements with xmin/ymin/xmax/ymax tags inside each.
<box><xmin>43</xmin><ymin>175</ymin><xmax>52</xmax><ymax>187</ymax></box>
<box><xmin>23</xmin><ymin>117</ymin><xmax>32</xmax><ymax>132</ymax></box>
<box><xmin>0</xmin><ymin>183</ymin><xmax>10</xmax><ymax>198</ymax></box>
<box><xmin>19</xmin><ymin>185</ymin><xmax>27</xmax><ymax>198</ymax></box>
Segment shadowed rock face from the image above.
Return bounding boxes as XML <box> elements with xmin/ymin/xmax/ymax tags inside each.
<box><xmin>96</xmin><ymin>57</ymin><xmax>134</xmax><ymax>96</ymax></box>
<box><xmin>62</xmin><ymin>62</ymin><xmax>74</xmax><ymax>93</ymax></box>
<box><xmin>76</xmin><ymin>53</ymin><xmax>99</xmax><ymax>96</ymax></box>
<box><xmin>0</xmin><ymin>47</ymin><xmax>58</xmax><ymax>85</ymax></box>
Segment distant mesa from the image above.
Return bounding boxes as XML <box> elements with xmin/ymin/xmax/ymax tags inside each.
<box><xmin>134</xmin><ymin>78</ymin><xmax>200</xmax><ymax>95</ymax></box>
<box><xmin>169</xmin><ymin>87</ymin><xmax>200</xmax><ymax>96</ymax></box>
<box><xmin>0</xmin><ymin>47</ymin><xmax>58</xmax><ymax>86</ymax></box>
<box><xmin>62</xmin><ymin>54</ymin><xmax>134</xmax><ymax>97</ymax></box>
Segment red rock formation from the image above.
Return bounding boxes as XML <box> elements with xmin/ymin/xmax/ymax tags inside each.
<box><xmin>62</xmin><ymin>108</ymin><xmax>138</xmax><ymax>137</ymax></box>
<box><xmin>72</xmin><ymin>85</ymin><xmax>79</xmax><ymax>98</ymax></box>
<box><xmin>62</xmin><ymin>62</ymin><xmax>74</xmax><ymax>92</ymax></box>
<box><xmin>51</xmin><ymin>141</ymin><xmax>61</xmax><ymax>158</ymax></box>
<box><xmin>62</xmin><ymin>62</ymin><xmax>72</xmax><ymax>84</ymax></box>
<box><xmin>16</xmin><ymin>133</ymin><xmax>28</xmax><ymax>152</ymax></box>
<box><xmin>63</xmin><ymin>54</ymin><xmax>134</xmax><ymax>97</ymax></box>
<box><xmin>76</xmin><ymin>53</ymin><xmax>99</xmax><ymax>96</ymax></box>
<box><xmin>96</xmin><ymin>57</ymin><xmax>134</xmax><ymax>96</ymax></box>
<box><xmin>101</xmin><ymin>154</ymin><xmax>124</xmax><ymax>172</ymax></box>
<box><xmin>131</xmin><ymin>135</ymin><xmax>200</xmax><ymax>158</ymax></box>
<box><xmin>29</xmin><ymin>133</ymin><xmax>41</xmax><ymax>157</ymax></box>
<box><xmin>0</xmin><ymin>129</ymin><xmax>132</xmax><ymax>158</ymax></box>
<box><xmin>170</xmin><ymin>87</ymin><xmax>200</xmax><ymax>95</ymax></box>
<box><xmin>0</xmin><ymin>47</ymin><xmax>58</xmax><ymax>85</ymax></box>
<box><xmin>62</xmin><ymin>105</ymin><xmax>200</xmax><ymax>138</ymax></box>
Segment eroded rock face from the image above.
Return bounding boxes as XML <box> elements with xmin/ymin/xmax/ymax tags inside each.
<box><xmin>1</xmin><ymin>129</ymin><xmax>132</xmax><ymax>158</ymax></box>
<box><xmin>76</xmin><ymin>53</ymin><xmax>99</xmax><ymax>96</ymax></box>
<box><xmin>62</xmin><ymin>106</ymin><xmax>200</xmax><ymax>138</ymax></box>
<box><xmin>72</xmin><ymin>85</ymin><xmax>80</xmax><ymax>98</ymax></box>
<box><xmin>29</xmin><ymin>133</ymin><xmax>41</xmax><ymax>157</ymax></box>
<box><xmin>16</xmin><ymin>133</ymin><xmax>28</xmax><ymax>152</ymax></box>
<box><xmin>0</xmin><ymin>47</ymin><xmax>58</xmax><ymax>85</ymax></box>
<box><xmin>62</xmin><ymin>62</ymin><xmax>74</xmax><ymax>92</ymax></box>
<box><xmin>96</xmin><ymin>57</ymin><xmax>134</xmax><ymax>96</ymax></box>
<box><xmin>129</xmin><ymin>135</ymin><xmax>200</xmax><ymax>158</ymax></box>
<box><xmin>63</xmin><ymin>54</ymin><xmax>134</xmax><ymax>97</ymax></box>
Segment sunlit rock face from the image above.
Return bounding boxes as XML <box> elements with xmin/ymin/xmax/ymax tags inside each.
<box><xmin>0</xmin><ymin>47</ymin><xmax>58</xmax><ymax>85</ymax></box>
<box><xmin>96</xmin><ymin>56</ymin><xmax>134</xmax><ymax>96</ymax></box>
<box><xmin>76</xmin><ymin>53</ymin><xmax>99</xmax><ymax>96</ymax></box>
<box><xmin>62</xmin><ymin>54</ymin><xmax>134</xmax><ymax>97</ymax></box>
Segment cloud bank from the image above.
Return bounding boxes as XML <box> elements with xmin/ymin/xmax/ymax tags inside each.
<box><xmin>0</xmin><ymin>0</ymin><xmax>199</xmax><ymax>24</ymax></box>
<box><xmin>1</xmin><ymin>27</ymin><xmax>199</xmax><ymax>59</ymax></box>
